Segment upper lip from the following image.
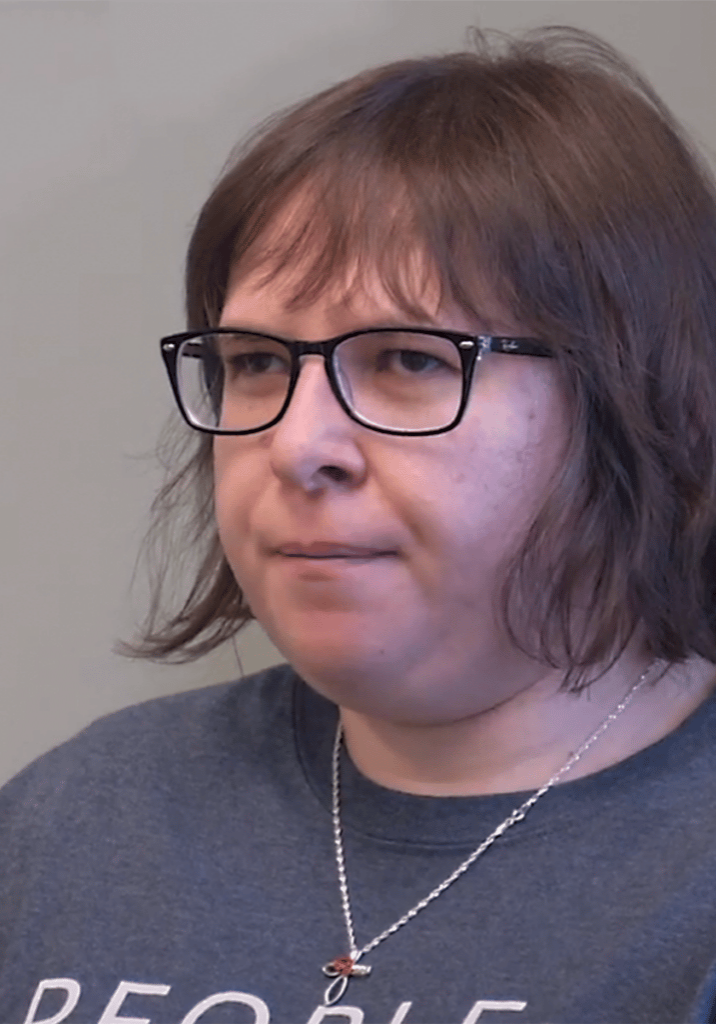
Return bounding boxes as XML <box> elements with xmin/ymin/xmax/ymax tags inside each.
<box><xmin>277</xmin><ymin>542</ymin><xmax>396</xmax><ymax>557</ymax></box>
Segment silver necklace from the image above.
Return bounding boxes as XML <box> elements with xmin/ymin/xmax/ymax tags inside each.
<box><xmin>321</xmin><ymin>659</ymin><xmax>661</xmax><ymax>1006</ymax></box>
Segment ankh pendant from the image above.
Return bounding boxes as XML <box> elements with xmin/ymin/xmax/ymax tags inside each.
<box><xmin>322</xmin><ymin>956</ymin><xmax>372</xmax><ymax>1005</ymax></box>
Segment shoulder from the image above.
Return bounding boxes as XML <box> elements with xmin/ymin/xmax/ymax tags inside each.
<box><xmin>0</xmin><ymin>662</ymin><xmax>299</xmax><ymax>828</ymax></box>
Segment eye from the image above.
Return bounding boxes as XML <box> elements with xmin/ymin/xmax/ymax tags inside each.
<box><xmin>215</xmin><ymin>333</ymin><xmax>290</xmax><ymax>378</ymax></box>
<box><xmin>337</xmin><ymin>331</ymin><xmax>461</xmax><ymax>381</ymax></box>
<box><xmin>376</xmin><ymin>347</ymin><xmax>451</xmax><ymax>375</ymax></box>
<box><xmin>225</xmin><ymin>351</ymin><xmax>288</xmax><ymax>376</ymax></box>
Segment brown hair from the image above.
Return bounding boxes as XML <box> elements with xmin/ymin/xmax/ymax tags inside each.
<box><xmin>121</xmin><ymin>25</ymin><xmax>716</xmax><ymax>692</ymax></box>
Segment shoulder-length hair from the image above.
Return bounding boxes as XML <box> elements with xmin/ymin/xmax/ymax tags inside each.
<box><xmin>122</xmin><ymin>25</ymin><xmax>716</xmax><ymax>692</ymax></box>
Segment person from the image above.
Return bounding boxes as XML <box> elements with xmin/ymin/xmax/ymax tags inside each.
<box><xmin>3</xmin><ymin>23</ymin><xmax>716</xmax><ymax>1024</ymax></box>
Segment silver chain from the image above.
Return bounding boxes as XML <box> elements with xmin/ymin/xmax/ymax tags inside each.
<box><xmin>330</xmin><ymin>659</ymin><xmax>661</xmax><ymax>969</ymax></box>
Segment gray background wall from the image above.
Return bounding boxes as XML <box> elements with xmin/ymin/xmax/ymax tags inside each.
<box><xmin>2</xmin><ymin>0</ymin><xmax>715</xmax><ymax>787</ymax></box>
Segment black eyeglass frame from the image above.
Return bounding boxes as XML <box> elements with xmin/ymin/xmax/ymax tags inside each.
<box><xmin>160</xmin><ymin>327</ymin><xmax>554</xmax><ymax>437</ymax></box>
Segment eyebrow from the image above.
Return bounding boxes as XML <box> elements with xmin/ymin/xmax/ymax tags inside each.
<box><xmin>216</xmin><ymin>315</ymin><xmax>449</xmax><ymax>337</ymax></box>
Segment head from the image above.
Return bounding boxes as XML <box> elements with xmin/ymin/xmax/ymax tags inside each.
<box><xmin>128</xmin><ymin>25</ymin><xmax>716</xmax><ymax>707</ymax></box>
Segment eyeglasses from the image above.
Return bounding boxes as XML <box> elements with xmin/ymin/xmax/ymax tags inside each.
<box><xmin>160</xmin><ymin>327</ymin><xmax>553</xmax><ymax>437</ymax></box>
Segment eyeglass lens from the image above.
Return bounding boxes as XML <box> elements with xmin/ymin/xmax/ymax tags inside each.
<box><xmin>176</xmin><ymin>331</ymin><xmax>465</xmax><ymax>432</ymax></box>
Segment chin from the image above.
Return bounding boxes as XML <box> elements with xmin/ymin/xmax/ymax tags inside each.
<box><xmin>285</xmin><ymin>658</ymin><xmax>449</xmax><ymax>724</ymax></box>
<box><xmin>264</xmin><ymin>618</ymin><xmax>377</xmax><ymax>666</ymax></box>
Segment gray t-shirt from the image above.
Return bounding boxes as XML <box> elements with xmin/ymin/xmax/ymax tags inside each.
<box><xmin>2</xmin><ymin>663</ymin><xmax>716</xmax><ymax>1024</ymax></box>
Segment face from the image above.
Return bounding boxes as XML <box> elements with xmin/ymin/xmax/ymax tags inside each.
<box><xmin>214</xmin><ymin>263</ymin><xmax>571</xmax><ymax>726</ymax></box>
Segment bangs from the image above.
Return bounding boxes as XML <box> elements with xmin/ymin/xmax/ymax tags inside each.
<box><xmin>227</xmin><ymin>158</ymin><xmax>522</xmax><ymax>333</ymax></box>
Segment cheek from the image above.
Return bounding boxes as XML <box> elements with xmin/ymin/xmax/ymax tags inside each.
<box><xmin>212</xmin><ymin>441</ymin><xmax>254</xmax><ymax>565</ymax></box>
<box><xmin>447</xmin><ymin>415</ymin><xmax>564</xmax><ymax>568</ymax></box>
<box><xmin>212</xmin><ymin>441</ymin><xmax>232</xmax><ymax>530</ymax></box>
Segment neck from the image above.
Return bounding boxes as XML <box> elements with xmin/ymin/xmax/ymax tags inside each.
<box><xmin>339</xmin><ymin>655</ymin><xmax>716</xmax><ymax>797</ymax></box>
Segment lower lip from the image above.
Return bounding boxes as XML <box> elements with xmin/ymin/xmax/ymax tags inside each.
<box><xmin>276</xmin><ymin>554</ymin><xmax>397</xmax><ymax>575</ymax></box>
<box><xmin>279</xmin><ymin>553</ymin><xmax>394</xmax><ymax>564</ymax></box>
<box><xmin>275</xmin><ymin>555</ymin><xmax>397</xmax><ymax>597</ymax></box>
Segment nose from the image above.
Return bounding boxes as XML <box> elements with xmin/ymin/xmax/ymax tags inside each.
<box><xmin>267</xmin><ymin>353</ymin><xmax>364</xmax><ymax>489</ymax></box>
<box><xmin>281</xmin><ymin>353</ymin><xmax>348</xmax><ymax>424</ymax></box>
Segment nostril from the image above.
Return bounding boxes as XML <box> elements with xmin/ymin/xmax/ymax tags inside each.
<box><xmin>321</xmin><ymin>465</ymin><xmax>349</xmax><ymax>483</ymax></box>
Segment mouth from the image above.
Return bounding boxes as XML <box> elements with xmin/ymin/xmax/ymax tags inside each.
<box><xmin>281</xmin><ymin>553</ymin><xmax>395</xmax><ymax>560</ymax></box>
<box><xmin>276</xmin><ymin>540</ymin><xmax>398</xmax><ymax>558</ymax></box>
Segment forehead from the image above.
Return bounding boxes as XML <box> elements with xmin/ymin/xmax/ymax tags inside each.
<box><xmin>221</xmin><ymin>189</ymin><xmax>521</xmax><ymax>335</ymax></box>
<box><xmin>222</xmin><ymin>251</ymin><xmax>521</xmax><ymax>340</ymax></box>
<box><xmin>221</xmin><ymin>261</ymin><xmax>450</xmax><ymax>332</ymax></box>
